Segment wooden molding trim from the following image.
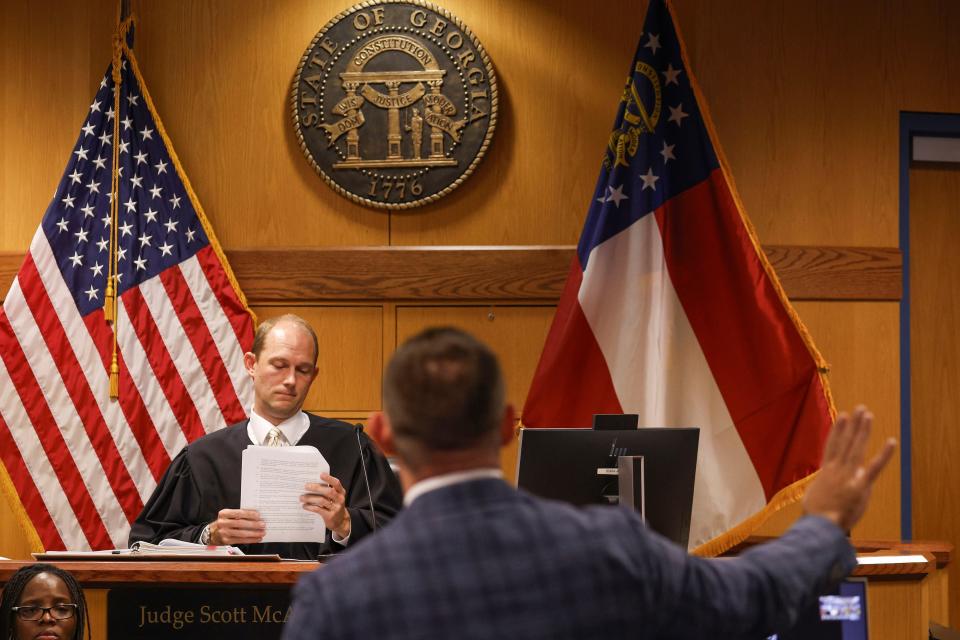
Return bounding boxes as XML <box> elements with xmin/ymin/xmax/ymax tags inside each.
<box><xmin>0</xmin><ymin>560</ymin><xmax>315</xmax><ymax>587</ymax></box>
<box><xmin>0</xmin><ymin>244</ymin><xmax>901</xmax><ymax>304</ymax></box>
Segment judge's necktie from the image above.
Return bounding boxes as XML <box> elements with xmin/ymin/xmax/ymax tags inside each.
<box><xmin>264</xmin><ymin>427</ymin><xmax>289</xmax><ymax>447</ymax></box>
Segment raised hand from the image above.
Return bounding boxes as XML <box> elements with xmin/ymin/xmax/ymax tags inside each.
<box><xmin>802</xmin><ymin>406</ymin><xmax>897</xmax><ymax>531</ymax></box>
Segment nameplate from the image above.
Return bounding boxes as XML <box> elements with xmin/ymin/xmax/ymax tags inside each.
<box><xmin>108</xmin><ymin>587</ymin><xmax>291</xmax><ymax>639</ymax></box>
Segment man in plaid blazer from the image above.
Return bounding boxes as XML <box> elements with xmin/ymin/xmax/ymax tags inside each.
<box><xmin>282</xmin><ymin>328</ymin><xmax>894</xmax><ymax>640</ymax></box>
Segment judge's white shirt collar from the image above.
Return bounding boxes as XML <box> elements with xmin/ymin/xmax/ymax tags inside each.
<box><xmin>246</xmin><ymin>410</ymin><xmax>310</xmax><ymax>446</ymax></box>
<box><xmin>404</xmin><ymin>468</ymin><xmax>503</xmax><ymax>506</ymax></box>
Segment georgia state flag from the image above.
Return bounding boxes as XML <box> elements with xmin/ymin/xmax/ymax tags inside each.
<box><xmin>522</xmin><ymin>0</ymin><xmax>834</xmax><ymax>554</ymax></box>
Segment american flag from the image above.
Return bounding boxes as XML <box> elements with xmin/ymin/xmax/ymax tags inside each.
<box><xmin>0</xmin><ymin>41</ymin><xmax>254</xmax><ymax>551</ymax></box>
<box><xmin>523</xmin><ymin>0</ymin><xmax>833</xmax><ymax>554</ymax></box>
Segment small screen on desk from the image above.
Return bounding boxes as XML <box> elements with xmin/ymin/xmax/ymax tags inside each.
<box><xmin>766</xmin><ymin>579</ymin><xmax>868</xmax><ymax>640</ymax></box>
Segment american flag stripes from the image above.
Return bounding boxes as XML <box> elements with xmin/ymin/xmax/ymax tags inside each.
<box><xmin>523</xmin><ymin>0</ymin><xmax>834</xmax><ymax>554</ymax></box>
<box><xmin>0</xmin><ymin>31</ymin><xmax>254</xmax><ymax>551</ymax></box>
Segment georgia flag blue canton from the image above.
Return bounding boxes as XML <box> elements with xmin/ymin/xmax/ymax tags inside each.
<box><xmin>0</xmin><ymin>35</ymin><xmax>254</xmax><ymax>551</ymax></box>
<box><xmin>524</xmin><ymin>0</ymin><xmax>835</xmax><ymax>554</ymax></box>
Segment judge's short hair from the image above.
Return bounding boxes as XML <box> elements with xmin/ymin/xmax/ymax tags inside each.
<box><xmin>251</xmin><ymin>314</ymin><xmax>319</xmax><ymax>365</ymax></box>
<box><xmin>384</xmin><ymin>327</ymin><xmax>505</xmax><ymax>455</ymax></box>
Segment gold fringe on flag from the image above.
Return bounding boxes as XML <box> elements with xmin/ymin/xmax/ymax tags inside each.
<box><xmin>0</xmin><ymin>457</ymin><xmax>44</xmax><ymax>554</ymax></box>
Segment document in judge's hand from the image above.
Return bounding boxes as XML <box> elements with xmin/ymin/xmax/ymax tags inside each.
<box><xmin>240</xmin><ymin>445</ymin><xmax>330</xmax><ymax>543</ymax></box>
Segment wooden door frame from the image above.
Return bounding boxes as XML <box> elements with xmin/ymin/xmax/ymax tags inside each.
<box><xmin>899</xmin><ymin>111</ymin><xmax>960</xmax><ymax>539</ymax></box>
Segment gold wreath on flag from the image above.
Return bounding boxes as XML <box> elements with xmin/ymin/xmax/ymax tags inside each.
<box><xmin>606</xmin><ymin>61</ymin><xmax>662</xmax><ymax>168</ymax></box>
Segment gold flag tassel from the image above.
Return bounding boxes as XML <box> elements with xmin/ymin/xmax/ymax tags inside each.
<box><xmin>109</xmin><ymin>349</ymin><xmax>120</xmax><ymax>399</ymax></box>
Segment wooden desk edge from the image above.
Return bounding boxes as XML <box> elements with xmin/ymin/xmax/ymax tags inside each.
<box><xmin>853</xmin><ymin>539</ymin><xmax>954</xmax><ymax>568</ymax></box>
<box><xmin>726</xmin><ymin>536</ymin><xmax>951</xmax><ymax>561</ymax></box>
<box><xmin>0</xmin><ymin>560</ymin><xmax>319</xmax><ymax>587</ymax></box>
<box><xmin>852</xmin><ymin>552</ymin><xmax>937</xmax><ymax>580</ymax></box>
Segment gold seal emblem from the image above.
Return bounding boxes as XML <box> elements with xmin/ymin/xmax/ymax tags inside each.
<box><xmin>292</xmin><ymin>1</ymin><xmax>498</xmax><ymax>209</ymax></box>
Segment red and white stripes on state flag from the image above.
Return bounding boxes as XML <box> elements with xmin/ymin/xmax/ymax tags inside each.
<box><xmin>539</xmin><ymin>170</ymin><xmax>832</xmax><ymax>548</ymax></box>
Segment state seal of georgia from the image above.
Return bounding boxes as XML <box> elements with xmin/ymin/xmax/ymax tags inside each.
<box><xmin>291</xmin><ymin>0</ymin><xmax>498</xmax><ymax>209</ymax></box>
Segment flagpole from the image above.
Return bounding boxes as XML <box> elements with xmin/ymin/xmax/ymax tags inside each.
<box><xmin>107</xmin><ymin>7</ymin><xmax>132</xmax><ymax>399</ymax></box>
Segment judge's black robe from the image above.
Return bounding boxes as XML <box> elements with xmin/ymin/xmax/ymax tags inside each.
<box><xmin>128</xmin><ymin>413</ymin><xmax>403</xmax><ymax>559</ymax></box>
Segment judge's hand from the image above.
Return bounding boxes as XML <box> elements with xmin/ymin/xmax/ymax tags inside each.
<box><xmin>209</xmin><ymin>508</ymin><xmax>266</xmax><ymax>545</ymax></box>
<box><xmin>803</xmin><ymin>406</ymin><xmax>897</xmax><ymax>532</ymax></box>
<box><xmin>302</xmin><ymin>473</ymin><xmax>351</xmax><ymax>539</ymax></box>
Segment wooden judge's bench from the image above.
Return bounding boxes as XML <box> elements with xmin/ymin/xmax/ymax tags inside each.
<box><xmin>850</xmin><ymin>540</ymin><xmax>953</xmax><ymax>638</ymax></box>
<box><xmin>0</xmin><ymin>540</ymin><xmax>952</xmax><ymax>639</ymax></box>
<box><xmin>0</xmin><ymin>558</ymin><xmax>315</xmax><ymax>639</ymax></box>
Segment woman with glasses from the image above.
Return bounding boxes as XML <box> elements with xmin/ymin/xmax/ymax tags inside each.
<box><xmin>0</xmin><ymin>563</ymin><xmax>90</xmax><ymax>640</ymax></box>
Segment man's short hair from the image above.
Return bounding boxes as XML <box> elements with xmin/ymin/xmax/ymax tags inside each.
<box><xmin>384</xmin><ymin>327</ymin><xmax>505</xmax><ymax>455</ymax></box>
<box><xmin>251</xmin><ymin>314</ymin><xmax>319</xmax><ymax>365</ymax></box>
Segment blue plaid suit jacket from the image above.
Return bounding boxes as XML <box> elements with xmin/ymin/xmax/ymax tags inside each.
<box><xmin>282</xmin><ymin>478</ymin><xmax>854</xmax><ymax>640</ymax></box>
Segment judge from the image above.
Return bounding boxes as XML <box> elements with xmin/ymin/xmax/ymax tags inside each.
<box><xmin>128</xmin><ymin>314</ymin><xmax>403</xmax><ymax>559</ymax></box>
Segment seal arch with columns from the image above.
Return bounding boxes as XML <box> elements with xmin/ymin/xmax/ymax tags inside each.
<box><xmin>292</xmin><ymin>0</ymin><xmax>498</xmax><ymax>209</ymax></box>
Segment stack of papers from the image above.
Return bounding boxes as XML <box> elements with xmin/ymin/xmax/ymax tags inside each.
<box><xmin>240</xmin><ymin>445</ymin><xmax>329</xmax><ymax>543</ymax></box>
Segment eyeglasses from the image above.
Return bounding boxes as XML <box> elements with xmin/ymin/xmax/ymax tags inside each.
<box><xmin>10</xmin><ymin>604</ymin><xmax>79</xmax><ymax>621</ymax></box>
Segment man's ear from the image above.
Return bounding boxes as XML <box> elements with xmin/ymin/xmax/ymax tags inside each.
<box><xmin>366</xmin><ymin>411</ymin><xmax>396</xmax><ymax>456</ymax></box>
<box><xmin>243</xmin><ymin>351</ymin><xmax>257</xmax><ymax>376</ymax></box>
<box><xmin>500</xmin><ymin>404</ymin><xmax>517</xmax><ymax>447</ymax></box>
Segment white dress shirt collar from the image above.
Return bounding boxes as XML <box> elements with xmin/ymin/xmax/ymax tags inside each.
<box><xmin>404</xmin><ymin>468</ymin><xmax>504</xmax><ymax>506</ymax></box>
<box><xmin>246</xmin><ymin>410</ymin><xmax>310</xmax><ymax>446</ymax></box>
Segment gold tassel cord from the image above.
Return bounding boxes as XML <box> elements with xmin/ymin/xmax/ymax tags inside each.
<box><xmin>0</xmin><ymin>460</ymin><xmax>44</xmax><ymax>554</ymax></box>
<box><xmin>107</xmin><ymin>16</ymin><xmax>135</xmax><ymax>399</ymax></box>
<box><xmin>104</xmin><ymin>34</ymin><xmax>121</xmax><ymax>326</ymax></box>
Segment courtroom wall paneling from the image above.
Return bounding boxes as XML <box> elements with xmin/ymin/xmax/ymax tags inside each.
<box><xmin>13</xmin><ymin>1</ymin><xmax>960</xmax><ymax>249</ymax></box>
<box><xmin>127</xmin><ymin>0</ymin><xmax>644</xmax><ymax>248</ymax></box>
<box><xmin>791</xmin><ymin>300</ymin><xmax>901</xmax><ymax>541</ymax></box>
<box><xmin>251</xmin><ymin>305</ymin><xmax>383</xmax><ymax>414</ymax></box>
<box><xmin>386</xmin><ymin>0</ymin><xmax>639</xmax><ymax>246</ymax></box>
<box><xmin>118</xmin><ymin>0</ymin><xmax>959</xmax><ymax>248</ymax></box>
<box><xmin>0</xmin><ymin>0</ymin><xmax>114</xmax><ymax>252</ymax></box>
<box><xmin>395</xmin><ymin>305</ymin><xmax>555</xmax><ymax>478</ymax></box>
<box><xmin>909</xmin><ymin>163</ymin><xmax>960</xmax><ymax>625</ymax></box>
<box><xmin>674</xmin><ymin>0</ymin><xmax>960</xmax><ymax>247</ymax></box>
<box><xmin>130</xmin><ymin>0</ymin><xmax>389</xmax><ymax>248</ymax></box>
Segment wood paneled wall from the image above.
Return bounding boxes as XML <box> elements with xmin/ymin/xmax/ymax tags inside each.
<box><xmin>910</xmin><ymin>163</ymin><xmax>960</xmax><ymax>624</ymax></box>
<box><xmin>4</xmin><ymin>0</ymin><xmax>960</xmax><ymax>560</ymax></box>
<box><xmin>0</xmin><ymin>0</ymin><xmax>114</xmax><ymax>251</ymax></box>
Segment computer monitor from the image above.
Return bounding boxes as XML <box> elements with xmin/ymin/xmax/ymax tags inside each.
<box><xmin>769</xmin><ymin>578</ymin><xmax>869</xmax><ymax>640</ymax></box>
<box><xmin>515</xmin><ymin>427</ymin><xmax>699</xmax><ymax>547</ymax></box>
